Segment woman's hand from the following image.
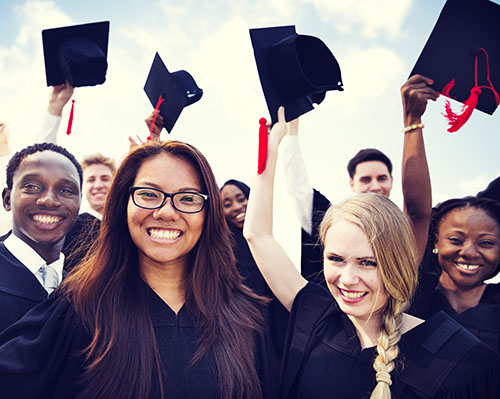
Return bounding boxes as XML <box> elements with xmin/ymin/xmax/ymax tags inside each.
<box><xmin>401</xmin><ymin>74</ymin><xmax>439</xmax><ymax>125</ymax></box>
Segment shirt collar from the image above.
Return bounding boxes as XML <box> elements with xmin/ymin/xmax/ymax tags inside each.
<box><xmin>82</xmin><ymin>205</ymin><xmax>102</xmax><ymax>220</ymax></box>
<box><xmin>4</xmin><ymin>233</ymin><xmax>65</xmax><ymax>282</ymax></box>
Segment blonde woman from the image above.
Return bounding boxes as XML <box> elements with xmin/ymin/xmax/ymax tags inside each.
<box><xmin>244</xmin><ymin>107</ymin><xmax>500</xmax><ymax>398</ymax></box>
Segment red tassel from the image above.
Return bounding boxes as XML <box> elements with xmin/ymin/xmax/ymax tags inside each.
<box><xmin>440</xmin><ymin>48</ymin><xmax>500</xmax><ymax>133</ymax></box>
<box><xmin>148</xmin><ymin>95</ymin><xmax>164</xmax><ymax>140</ymax></box>
<box><xmin>441</xmin><ymin>79</ymin><xmax>455</xmax><ymax>98</ymax></box>
<box><xmin>443</xmin><ymin>87</ymin><xmax>481</xmax><ymax>133</ymax></box>
<box><xmin>257</xmin><ymin>117</ymin><xmax>268</xmax><ymax>174</ymax></box>
<box><xmin>66</xmin><ymin>99</ymin><xmax>75</xmax><ymax>135</ymax></box>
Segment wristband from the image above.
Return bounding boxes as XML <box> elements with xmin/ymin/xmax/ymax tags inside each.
<box><xmin>402</xmin><ymin>123</ymin><xmax>424</xmax><ymax>133</ymax></box>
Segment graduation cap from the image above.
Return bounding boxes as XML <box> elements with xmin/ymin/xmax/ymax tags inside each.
<box><xmin>42</xmin><ymin>21</ymin><xmax>109</xmax><ymax>87</ymax></box>
<box><xmin>410</xmin><ymin>0</ymin><xmax>500</xmax><ymax>132</ymax></box>
<box><xmin>250</xmin><ymin>25</ymin><xmax>343</xmax><ymax>124</ymax></box>
<box><xmin>144</xmin><ymin>52</ymin><xmax>203</xmax><ymax>133</ymax></box>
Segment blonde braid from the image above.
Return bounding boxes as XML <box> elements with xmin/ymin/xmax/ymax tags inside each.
<box><xmin>370</xmin><ymin>300</ymin><xmax>407</xmax><ymax>399</ymax></box>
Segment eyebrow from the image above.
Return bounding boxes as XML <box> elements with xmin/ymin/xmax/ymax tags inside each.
<box><xmin>20</xmin><ymin>174</ymin><xmax>79</xmax><ymax>185</ymax></box>
<box><xmin>325</xmin><ymin>251</ymin><xmax>376</xmax><ymax>260</ymax></box>
<box><xmin>134</xmin><ymin>181</ymin><xmax>202</xmax><ymax>192</ymax></box>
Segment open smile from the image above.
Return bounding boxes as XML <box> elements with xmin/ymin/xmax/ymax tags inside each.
<box><xmin>338</xmin><ymin>288</ymin><xmax>368</xmax><ymax>303</ymax></box>
<box><xmin>234</xmin><ymin>212</ymin><xmax>246</xmax><ymax>221</ymax></box>
<box><xmin>454</xmin><ymin>262</ymin><xmax>481</xmax><ymax>272</ymax></box>
<box><xmin>32</xmin><ymin>214</ymin><xmax>64</xmax><ymax>230</ymax></box>
<box><xmin>147</xmin><ymin>228</ymin><xmax>182</xmax><ymax>241</ymax></box>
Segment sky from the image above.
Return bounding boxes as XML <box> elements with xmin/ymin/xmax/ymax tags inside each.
<box><xmin>1</xmin><ymin>0</ymin><xmax>499</xmax><ymax>265</ymax></box>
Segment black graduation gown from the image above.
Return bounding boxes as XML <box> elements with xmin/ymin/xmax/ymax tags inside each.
<box><xmin>229</xmin><ymin>224</ymin><xmax>289</xmax><ymax>358</ymax></box>
<box><xmin>411</xmin><ymin>263</ymin><xmax>500</xmax><ymax>355</ymax></box>
<box><xmin>0</xmin><ymin>243</ymin><xmax>49</xmax><ymax>333</ymax></box>
<box><xmin>62</xmin><ymin>212</ymin><xmax>101</xmax><ymax>272</ymax></box>
<box><xmin>0</xmin><ymin>283</ymin><xmax>277</xmax><ymax>399</ymax></box>
<box><xmin>281</xmin><ymin>283</ymin><xmax>500</xmax><ymax>399</ymax></box>
<box><xmin>300</xmin><ymin>189</ymin><xmax>330</xmax><ymax>284</ymax></box>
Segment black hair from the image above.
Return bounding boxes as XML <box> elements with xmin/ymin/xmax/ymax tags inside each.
<box><xmin>6</xmin><ymin>142</ymin><xmax>83</xmax><ymax>189</ymax></box>
<box><xmin>347</xmin><ymin>148</ymin><xmax>393</xmax><ymax>178</ymax></box>
<box><xmin>220</xmin><ymin>179</ymin><xmax>250</xmax><ymax>199</ymax></box>
<box><xmin>423</xmin><ymin>196</ymin><xmax>500</xmax><ymax>279</ymax></box>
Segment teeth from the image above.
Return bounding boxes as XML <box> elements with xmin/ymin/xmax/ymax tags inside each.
<box><xmin>235</xmin><ymin>213</ymin><xmax>246</xmax><ymax>220</ymax></box>
<box><xmin>148</xmin><ymin>229</ymin><xmax>181</xmax><ymax>240</ymax></box>
<box><xmin>340</xmin><ymin>289</ymin><xmax>366</xmax><ymax>299</ymax></box>
<box><xmin>33</xmin><ymin>215</ymin><xmax>61</xmax><ymax>224</ymax></box>
<box><xmin>456</xmin><ymin>263</ymin><xmax>480</xmax><ymax>271</ymax></box>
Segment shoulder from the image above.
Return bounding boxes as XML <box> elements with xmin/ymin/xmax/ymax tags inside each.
<box><xmin>397</xmin><ymin>311</ymin><xmax>500</xmax><ymax>397</ymax></box>
<box><xmin>0</xmin><ymin>294</ymin><xmax>89</xmax><ymax>397</ymax></box>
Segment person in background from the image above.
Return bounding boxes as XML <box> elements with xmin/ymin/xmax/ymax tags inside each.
<box><xmin>0</xmin><ymin>143</ymin><xmax>81</xmax><ymax>332</ymax></box>
<box><xmin>412</xmin><ymin>196</ymin><xmax>500</xmax><ymax>354</ymax></box>
<box><xmin>0</xmin><ymin>140</ymin><xmax>277</xmax><ymax>399</ymax></box>
<box><xmin>244</xmin><ymin>107</ymin><xmax>500</xmax><ymax>398</ymax></box>
<box><xmin>80</xmin><ymin>153</ymin><xmax>115</xmax><ymax>218</ymax></box>
<box><xmin>282</xmin><ymin>75</ymin><xmax>436</xmax><ymax>282</ymax></box>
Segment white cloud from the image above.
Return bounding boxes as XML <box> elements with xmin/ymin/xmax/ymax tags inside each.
<box><xmin>303</xmin><ymin>0</ymin><xmax>413</xmax><ymax>39</ymax></box>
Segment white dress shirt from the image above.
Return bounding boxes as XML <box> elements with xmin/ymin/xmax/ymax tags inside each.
<box><xmin>281</xmin><ymin>134</ymin><xmax>314</xmax><ymax>235</ymax></box>
<box><xmin>3</xmin><ymin>233</ymin><xmax>65</xmax><ymax>293</ymax></box>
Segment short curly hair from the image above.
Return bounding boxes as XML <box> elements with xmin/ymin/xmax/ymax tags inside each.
<box><xmin>5</xmin><ymin>142</ymin><xmax>83</xmax><ymax>190</ymax></box>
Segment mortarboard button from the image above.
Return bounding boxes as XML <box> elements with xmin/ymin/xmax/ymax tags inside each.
<box><xmin>143</xmin><ymin>52</ymin><xmax>203</xmax><ymax>133</ymax></box>
<box><xmin>42</xmin><ymin>21</ymin><xmax>109</xmax><ymax>87</ymax></box>
<box><xmin>250</xmin><ymin>25</ymin><xmax>343</xmax><ymax>124</ymax></box>
<box><xmin>410</xmin><ymin>0</ymin><xmax>500</xmax><ymax>131</ymax></box>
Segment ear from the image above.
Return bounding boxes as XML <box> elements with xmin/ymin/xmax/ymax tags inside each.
<box><xmin>349</xmin><ymin>178</ymin><xmax>355</xmax><ymax>191</ymax></box>
<box><xmin>2</xmin><ymin>188</ymin><xmax>11</xmax><ymax>211</ymax></box>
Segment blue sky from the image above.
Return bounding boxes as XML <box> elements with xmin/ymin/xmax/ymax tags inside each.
<box><xmin>1</xmin><ymin>0</ymin><xmax>499</xmax><ymax>261</ymax></box>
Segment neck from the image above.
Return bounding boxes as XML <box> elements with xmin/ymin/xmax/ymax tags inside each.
<box><xmin>438</xmin><ymin>273</ymin><xmax>486</xmax><ymax>314</ymax></box>
<box><xmin>140</xmin><ymin>257</ymin><xmax>187</xmax><ymax>314</ymax></box>
<box><xmin>349</xmin><ymin>314</ymin><xmax>383</xmax><ymax>349</ymax></box>
<box><xmin>14</xmin><ymin>232</ymin><xmax>63</xmax><ymax>264</ymax></box>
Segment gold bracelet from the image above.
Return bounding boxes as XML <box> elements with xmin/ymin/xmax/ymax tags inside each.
<box><xmin>402</xmin><ymin>123</ymin><xmax>424</xmax><ymax>133</ymax></box>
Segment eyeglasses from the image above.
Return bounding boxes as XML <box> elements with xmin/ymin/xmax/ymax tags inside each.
<box><xmin>129</xmin><ymin>186</ymin><xmax>208</xmax><ymax>214</ymax></box>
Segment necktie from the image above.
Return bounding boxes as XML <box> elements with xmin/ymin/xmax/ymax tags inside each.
<box><xmin>37</xmin><ymin>265</ymin><xmax>59</xmax><ymax>294</ymax></box>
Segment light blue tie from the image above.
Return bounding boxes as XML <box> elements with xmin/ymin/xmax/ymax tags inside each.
<box><xmin>37</xmin><ymin>265</ymin><xmax>59</xmax><ymax>294</ymax></box>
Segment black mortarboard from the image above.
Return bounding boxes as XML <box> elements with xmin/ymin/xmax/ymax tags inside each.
<box><xmin>42</xmin><ymin>21</ymin><xmax>109</xmax><ymax>87</ymax></box>
<box><xmin>144</xmin><ymin>52</ymin><xmax>203</xmax><ymax>133</ymax></box>
<box><xmin>250</xmin><ymin>25</ymin><xmax>343</xmax><ymax>124</ymax></box>
<box><xmin>410</xmin><ymin>0</ymin><xmax>500</xmax><ymax>116</ymax></box>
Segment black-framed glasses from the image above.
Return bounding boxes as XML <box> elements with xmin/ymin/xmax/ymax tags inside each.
<box><xmin>129</xmin><ymin>186</ymin><xmax>208</xmax><ymax>214</ymax></box>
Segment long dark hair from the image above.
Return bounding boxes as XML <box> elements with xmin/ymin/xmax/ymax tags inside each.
<box><xmin>61</xmin><ymin>141</ymin><xmax>264</xmax><ymax>399</ymax></box>
<box><xmin>423</xmin><ymin>196</ymin><xmax>500</xmax><ymax>279</ymax></box>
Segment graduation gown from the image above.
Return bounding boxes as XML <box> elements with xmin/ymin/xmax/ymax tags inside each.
<box><xmin>281</xmin><ymin>283</ymin><xmax>500</xmax><ymax>399</ymax></box>
<box><xmin>229</xmin><ymin>224</ymin><xmax>289</xmax><ymax>358</ymax></box>
<box><xmin>0</xmin><ymin>282</ymin><xmax>278</xmax><ymax>399</ymax></box>
<box><xmin>411</xmin><ymin>264</ymin><xmax>500</xmax><ymax>355</ymax></box>
<box><xmin>300</xmin><ymin>189</ymin><xmax>330</xmax><ymax>284</ymax></box>
<box><xmin>0</xmin><ymin>243</ymin><xmax>48</xmax><ymax>333</ymax></box>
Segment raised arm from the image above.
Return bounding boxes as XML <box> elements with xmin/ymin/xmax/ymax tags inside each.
<box><xmin>36</xmin><ymin>82</ymin><xmax>74</xmax><ymax>143</ymax></box>
<box><xmin>243</xmin><ymin>107</ymin><xmax>307</xmax><ymax>311</ymax></box>
<box><xmin>281</xmin><ymin>118</ymin><xmax>314</xmax><ymax>235</ymax></box>
<box><xmin>400</xmin><ymin>74</ymin><xmax>437</xmax><ymax>261</ymax></box>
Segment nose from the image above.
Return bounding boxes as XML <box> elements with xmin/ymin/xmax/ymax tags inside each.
<box><xmin>152</xmin><ymin>197</ymin><xmax>179</xmax><ymax>220</ymax></box>
<box><xmin>339</xmin><ymin>263</ymin><xmax>360</xmax><ymax>286</ymax></box>
<box><xmin>36</xmin><ymin>189</ymin><xmax>62</xmax><ymax>208</ymax></box>
<box><xmin>94</xmin><ymin>178</ymin><xmax>105</xmax><ymax>189</ymax></box>
<box><xmin>368</xmin><ymin>181</ymin><xmax>383</xmax><ymax>193</ymax></box>
<box><xmin>459</xmin><ymin>240</ymin><xmax>479</xmax><ymax>259</ymax></box>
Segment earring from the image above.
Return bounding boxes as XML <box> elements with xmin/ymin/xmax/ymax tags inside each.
<box><xmin>432</xmin><ymin>248</ymin><xmax>438</xmax><ymax>254</ymax></box>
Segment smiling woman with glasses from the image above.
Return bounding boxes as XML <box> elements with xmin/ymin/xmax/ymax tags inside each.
<box><xmin>0</xmin><ymin>140</ymin><xmax>275</xmax><ymax>399</ymax></box>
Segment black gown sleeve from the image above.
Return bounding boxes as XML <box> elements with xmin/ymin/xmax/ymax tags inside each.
<box><xmin>280</xmin><ymin>283</ymin><xmax>335</xmax><ymax>397</ymax></box>
<box><xmin>300</xmin><ymin>189</ymin><xmax>330</xmax><ymax>284</ymax></box>
<box><xmin>0</xmin><ymin>294</ymin><xmax>89</xmax><ymax>399</ymax></box>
